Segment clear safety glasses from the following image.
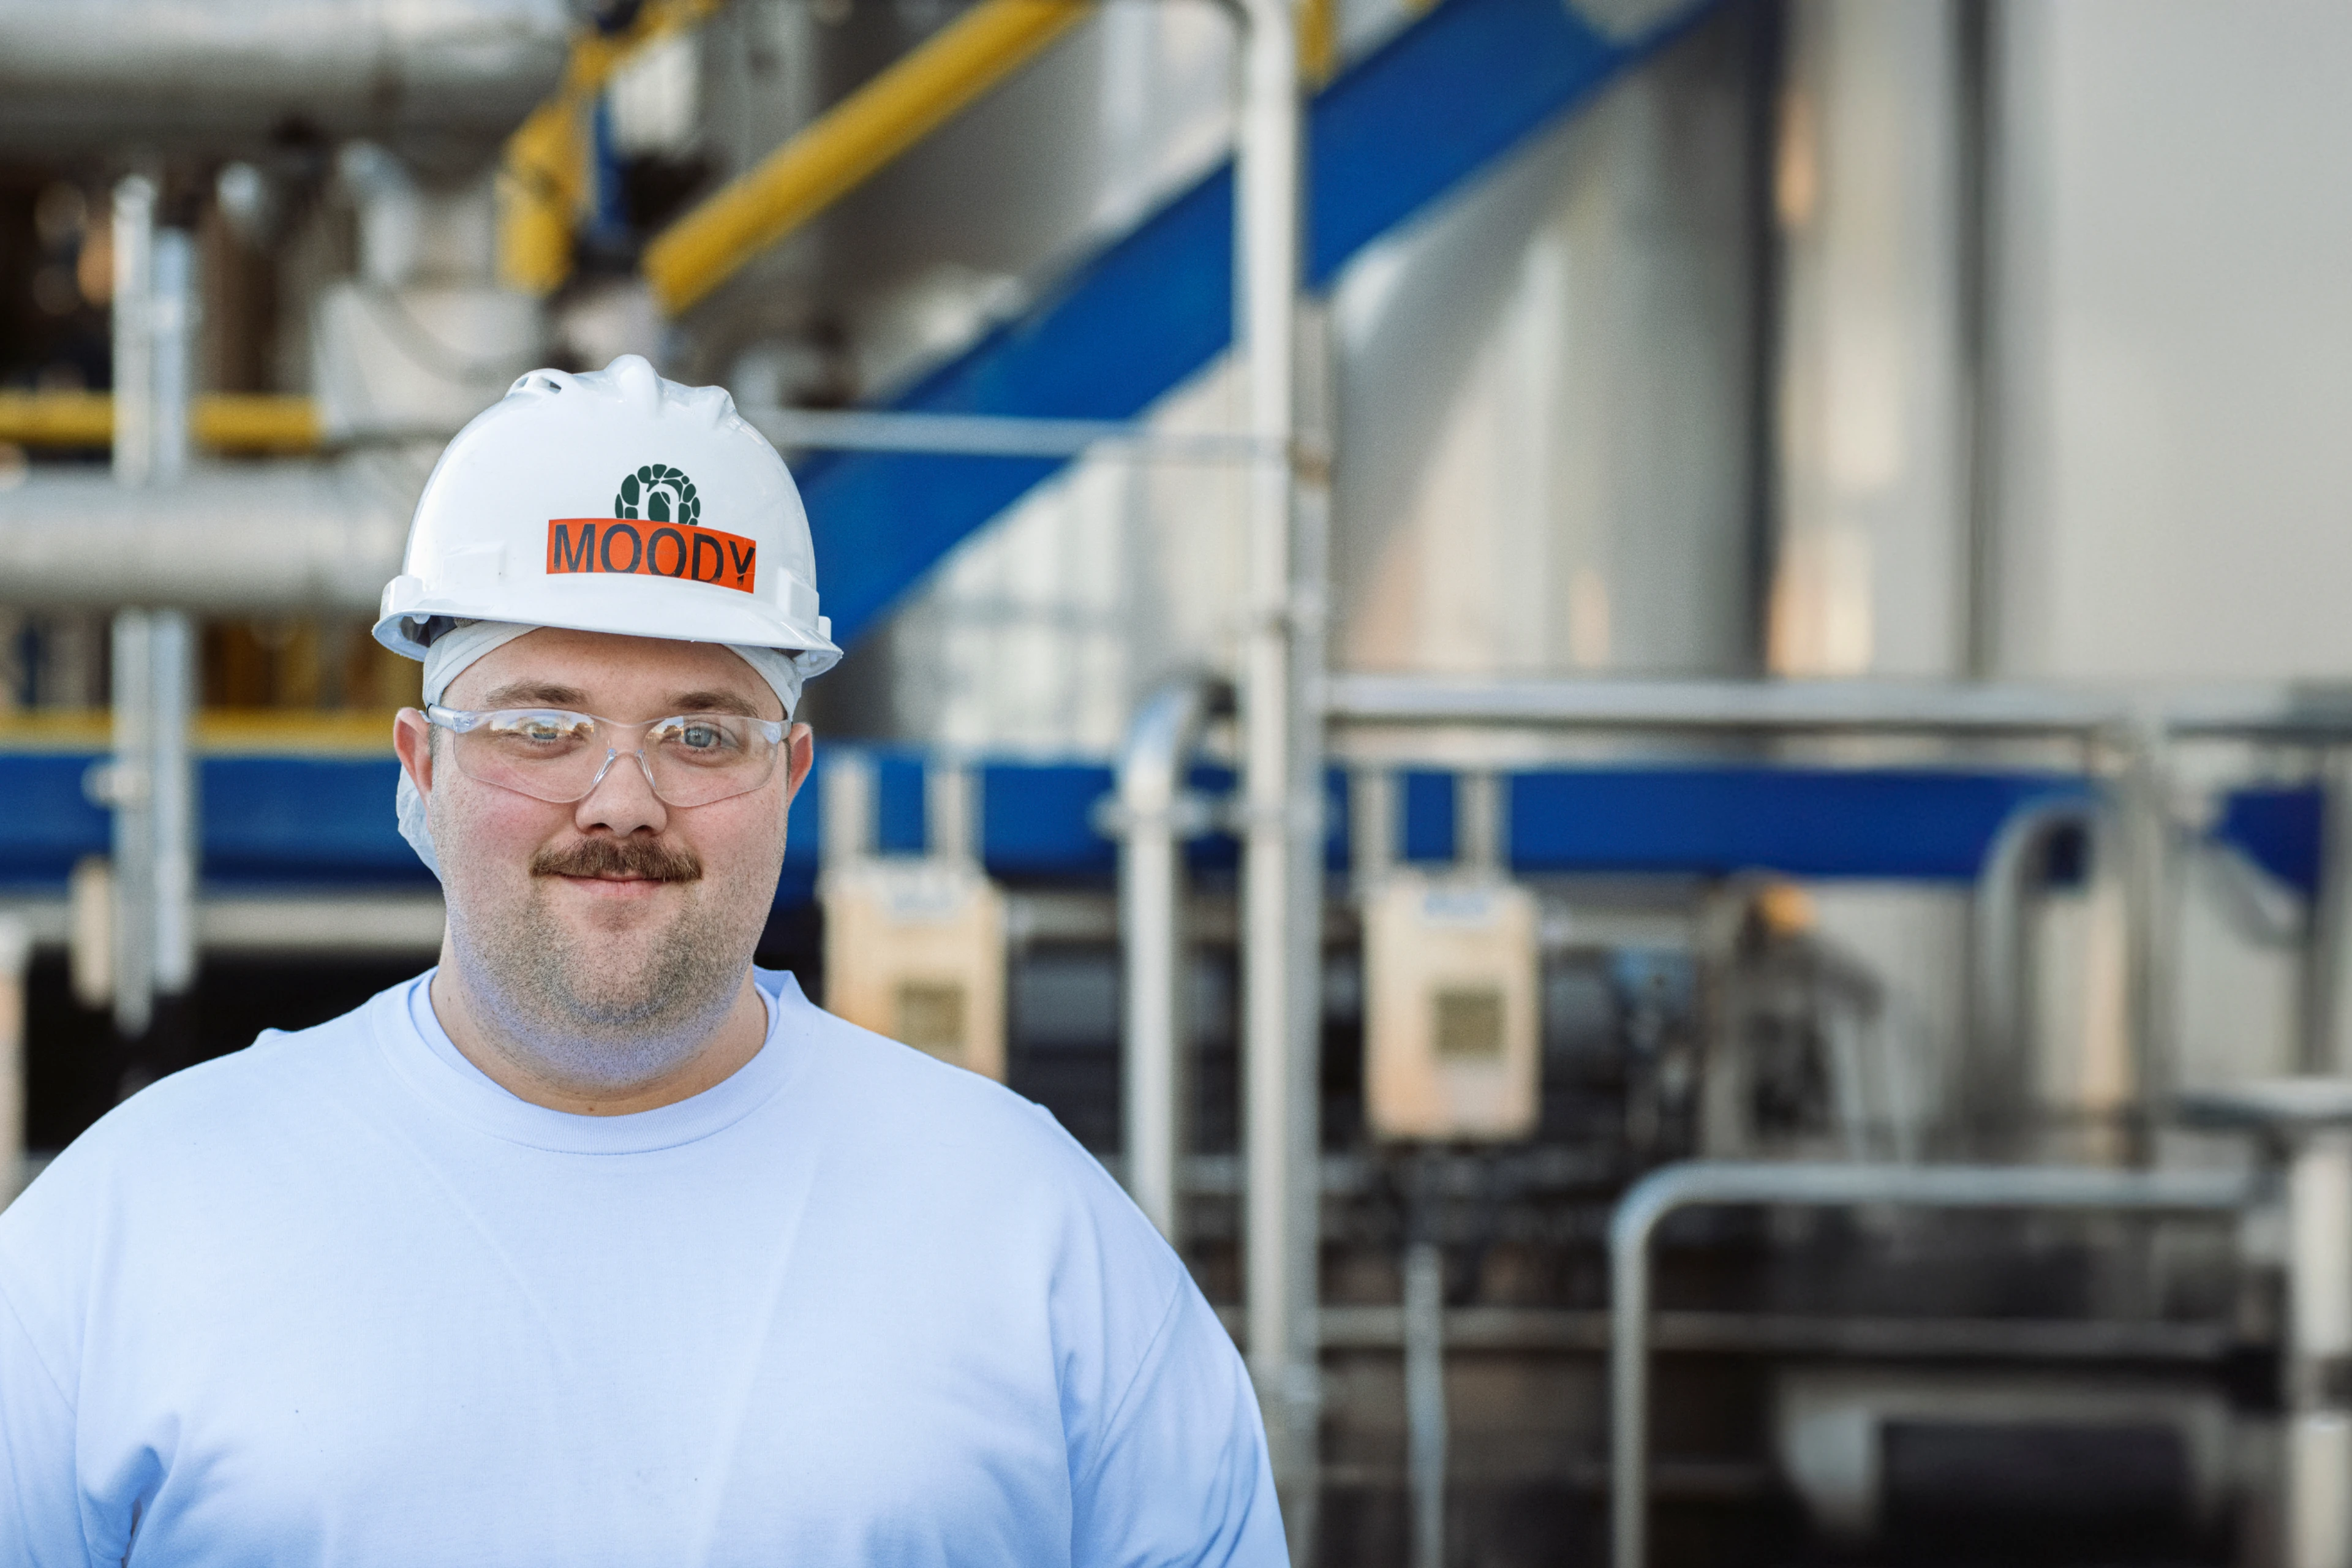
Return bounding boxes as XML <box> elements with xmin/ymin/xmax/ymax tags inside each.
<box><xmin>426</xmin><ymin>705</ymin><xmax>790</xmax><ymax>809</ymax></box>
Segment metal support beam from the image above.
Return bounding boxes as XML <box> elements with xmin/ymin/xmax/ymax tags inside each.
<box><xmin>1234</xmin><ymin>0</ymin><xmax>1321</xmax><ymax>1544</ymax></box>
<box><xmin>1608</xmin><ymin>1160</ymin><xmax>2254</xmax><ymax>1568</ymax></box>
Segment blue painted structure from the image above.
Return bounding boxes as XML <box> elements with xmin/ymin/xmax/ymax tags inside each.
<box><xmin>796</xmin><ymin>0</ymin><xmax>1724</xmax><ymax>647</ymax></box>
<box><xmin>2212</xmin><ymin>784</ymin><xmax>2325</xmax><ymax>900</ymax></box>
<box><xmin>9</xmin><ymin>751</ymin><xmax>2311</xmax><ymax>906</ymax></box>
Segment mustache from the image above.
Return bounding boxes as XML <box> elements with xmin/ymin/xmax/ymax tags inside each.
<box><xmin>530</xmin><ymin>837</ymin><xmax>703</xmax><ymax>883</ymax></box>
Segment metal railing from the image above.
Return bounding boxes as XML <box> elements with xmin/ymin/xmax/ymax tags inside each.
<box><xmin>1606</xmin><ymin>1159</ymin><xmax>2256</xmax><ymax>1568</ymax></box>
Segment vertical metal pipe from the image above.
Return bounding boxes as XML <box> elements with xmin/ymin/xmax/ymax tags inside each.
<box><xmin>1403</xmin><ymin>1237</ymin><xmax>1448</xmax><ymax>1568</ymax></box>
<box><xmin>2304</xmin><ymin>750</ymin><xmax>2352</xmax><ymax>1075</ymax></box>
<box><xmin>1457</xmin><ymin>771</ymin><xmax>1500</xmax><ymax>875</ymax></box>
<box><xmin>2286</xmin><ymin>1131</ymin><xmax>2352</xmax><ymax>1568</ymax></box>
<box><xmin>0</xmin><ymin>915</ymin><xmax>29</xmax><ymax>1207</ymax></box>
<box><xmin>1234</xmin><ymin>0</ymin><xmax>1317</xmax><ymax>1532</ymax></box>
<box><xmin>149</xmin><ymin>229</ymin><xmax>198</xmax><ymax>1003</ymax></box>
<box><xmin>1954</xmin><ymin>0</ymin><xmax>2003</xmax><ymax>680</ymax></box>
<box><xmin>111</xmin><ymin>176</ymin><xmax>156</xmax><ymax>491</ymax></box>
<box><xmin>818</xmin><ymin>749</ymin><xmax>874</xmax><ymax>870</ymax></box>
<box><xmin>2117</xmin><ymin>715</ymin><xmax>2174</xmax><ymax>1158</ymax></box>
<box><xmin>151</xmin><ymin>228</ymin><xmax>194</xmax><ymax>486</ymax></box>
<box><xmin>108</xmin><ymin>176</ymin><xmax>160</xmax><ymax>1039</ymax></box>
<box><xmin>1349</xmin><ymin>769</ymin><xmax>1393</xmax><ymax>891</ymax></box>
<box><xmin>108</xmin><ymin>610</ymin><xmax>156</xmax><ymax>1038</ymax></box>
<box><xmin>1966</xmin><ymin>794</ymin><xmax>2101</xmax><ymax>1153</ymax></box>
<box><xmin>149</xmin><ymin>610</ymin><xmax>196</xmax><ymax>998</ymax></box>
<box><xmin>1117</xmin><ymin>678</ymin><xmax>1217</xmax><ymax>1242</ymax></box>
<box><xmin>1610</xmin><ymin>1185</ymin><xmax>1656</xmax><ymax>1568</ymax></box>
<box><xmin>927</xmin><ymin>755</ymin><xmax>974</xmax><ymax>863</ymax></box>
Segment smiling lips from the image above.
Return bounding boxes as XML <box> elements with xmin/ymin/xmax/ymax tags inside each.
<box><xmin>530</xmin><ymin>838</ymin><xmax>703</xmax><ymax>884</ymax></box>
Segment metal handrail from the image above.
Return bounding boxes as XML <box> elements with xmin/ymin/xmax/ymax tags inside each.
<box><xmin>1607</xmin><ymin>1159</ymin><xmax>2255</xmax><ymax>1568</ymax></box>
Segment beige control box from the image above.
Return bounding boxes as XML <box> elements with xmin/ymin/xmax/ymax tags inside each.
<box><xmin>1363</xmin><ymin>872</ymin><xmax>1541</xmax><ymax>1142</ymax></box>
<box><xmin>821</xmin><ymin>859</ymin><xmax>1008</xmax><ymax>1080</ymax></box>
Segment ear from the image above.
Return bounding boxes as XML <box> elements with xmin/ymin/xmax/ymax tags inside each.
<box><xmin>393</xmin><ymin>707</ymin><xmax>435</xmax><ymax>798</ymax></box>
<box><xmin>781</xmin><ymin>724</ymin><xmax>815</xmax><ymax>807</ymax></box>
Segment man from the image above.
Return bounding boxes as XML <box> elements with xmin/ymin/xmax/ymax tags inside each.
<box><xmin>0</xmin><ymin>356</ymin><xmax>1281</xmax><ymax>1564</ymax></box>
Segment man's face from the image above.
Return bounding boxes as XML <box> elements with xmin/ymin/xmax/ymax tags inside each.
<box><xmin>393</xmin><ymin>628</ymin><xmax>813</xmax><ymax>1093</ymax></box>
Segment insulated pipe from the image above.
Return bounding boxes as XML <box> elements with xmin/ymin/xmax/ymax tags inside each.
<box><xmin>1232</xmin><ymin>0</ymin><xmax>1319</xmax><ymax>1532</ymax></box>
<box><xmin>644</xmin><ymin>0</ymin><xmax>1095</xmax><ymax>314</ymax></box>
<box><xmin>0</xmin><ymin>0</ymin><xmax>569</xmax><ymax>154</ymax></box>
<box><xmin>1113</xmin><ymin>674</ymin><xmax>1226</xmax><ymax>1242</ymax></box>
<box><xmin>1607</xmin><ymin>1160</ymin><xmax>2255</xmax><ymax>1568</ymax></box>
<box><xmin>0</xmin><ymin>458</ymin><xmax>420</xmax><ymax>613</ymax></box>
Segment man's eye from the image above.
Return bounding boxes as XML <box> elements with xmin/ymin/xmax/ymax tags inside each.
<box><xmin>492</xmin><ymin>716</ymin><xmax>584</xmax><ymax>744</ymax></box>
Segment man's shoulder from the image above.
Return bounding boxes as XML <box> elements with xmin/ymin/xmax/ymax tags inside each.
<box><xmin>760</xmin><ymin>970</ymin><xmax>1126</xmax><ymax>1198</ymax></box>
<box><xmin>121</xmin><ymin>979</ymin><xmax>402</xmax><ymax>1125</ymax></box>
<box><xmin>4</xmin><ymin>978</ymin><xmax>410</xmax><ymax>1226</ymax></box>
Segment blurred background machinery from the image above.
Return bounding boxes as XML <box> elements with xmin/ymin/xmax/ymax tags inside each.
<box><xmin>5</xmin><ymin>0</ymin><xmax>2352</xmax><ymax>1563</ymax></box>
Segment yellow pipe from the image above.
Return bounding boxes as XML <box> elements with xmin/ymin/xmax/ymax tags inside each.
<box><xmin>1298</xmin><ymin>0</ymin><xmax>1338</xmax><ymax>86</ymax></box>
<box><xmin>497</xmin><ymin>0</ymin><xmax>731</xmax><ymax>296</ymax></box>
<box><xmin>0</xmin><ymin>709</ymin><xmax>401</xmax><ymax>755</ymax></box>
<box><xmin>194</xmin><ymin>395</ymin><xmax>322</xmax><ymax>453</ymax></box>
<box><xmin>0</xmin><ymin>390</ymin><xmax>110</xmax><ymax>447</ymax></box>
<box><xmin>644</xmin><ymin>0</ymin><xmax>1094</xmax><ymax>315</ymax></box>
<box><xmin>0</xmin><ymin>392</ymin><xmax>320</xmax><ymax>453</ymax></box>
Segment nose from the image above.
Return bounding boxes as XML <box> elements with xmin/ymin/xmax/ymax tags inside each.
<box><xmin>575</xmin><ymin>745</ymin><xmax>670</xmax><ymax>839</ymax></box>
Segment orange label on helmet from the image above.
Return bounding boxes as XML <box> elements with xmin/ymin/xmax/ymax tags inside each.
<box><xmin>546</xmin><ymin>519</ymin><xmax>758</xmax><ymax>594</ymax></box>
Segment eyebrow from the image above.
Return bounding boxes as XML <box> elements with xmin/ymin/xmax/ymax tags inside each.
<box><xmin>665</xmin><ymin>689</ymin><xmax>769</xmax><ymax>719</ymax></box>
<box><xmin>478</xmin><ymin>680</ymin><xmax>589</xmax><ymax>709</ymax></box>
<box><xmin>468</xmin><ymin>682</ymin><xmax>772</xmax><ymax>720</ymax></box>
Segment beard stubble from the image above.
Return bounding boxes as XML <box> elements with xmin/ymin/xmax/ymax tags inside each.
<box><xmin>453</xmin><ymin>831</ymin><xmax>764</xmax><ymax>1093</ymax></box>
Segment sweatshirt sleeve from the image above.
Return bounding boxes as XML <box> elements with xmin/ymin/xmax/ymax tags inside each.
<box><xmin>0</xmin><ymin>1280</ymin><xmax>87</xmax><ymax>1568</ymax></box>
<box><xmin>1068</xmin><ymin>1279</ymin><xmax>1286</xmax><ymax>1567</ymax></box>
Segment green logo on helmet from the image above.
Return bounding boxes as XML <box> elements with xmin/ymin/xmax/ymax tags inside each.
<box><xmin>614</xmin><ymin>464</ymin><xmax>701</xmax><ymax>527</ymax></box>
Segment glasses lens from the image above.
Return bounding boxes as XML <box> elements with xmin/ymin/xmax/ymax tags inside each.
<box><xmin>449</xmin><ymin>710</ymin><xmax>608</xmax><ymax>803</ymax></box>
<box><xmin>643</xmin><ymin>714</ymin><xmax>780</xmax><ymax>806</ymax></box>
<box><xmin>442</xmin><ymin>710</ymin><xmax>781</xmax><ymax>807</ymax></box>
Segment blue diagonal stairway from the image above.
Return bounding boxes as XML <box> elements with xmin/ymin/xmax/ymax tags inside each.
<box><xmin>796</xmin><ymin>0</ymin><xmax>1727</xmax><ymax>647</ymax></box>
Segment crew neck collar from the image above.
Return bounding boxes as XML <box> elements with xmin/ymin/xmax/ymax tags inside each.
<box><xmin>372</xmin><ymin>967</ymin><xmax>808</xmax><ymax>1155</ymax></box>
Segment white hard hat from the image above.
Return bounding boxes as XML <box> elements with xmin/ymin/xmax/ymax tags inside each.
<box><xmin>372</xmin><ymin>354</ymin><xmax>839</xmax><ymax>677</ymax></box>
